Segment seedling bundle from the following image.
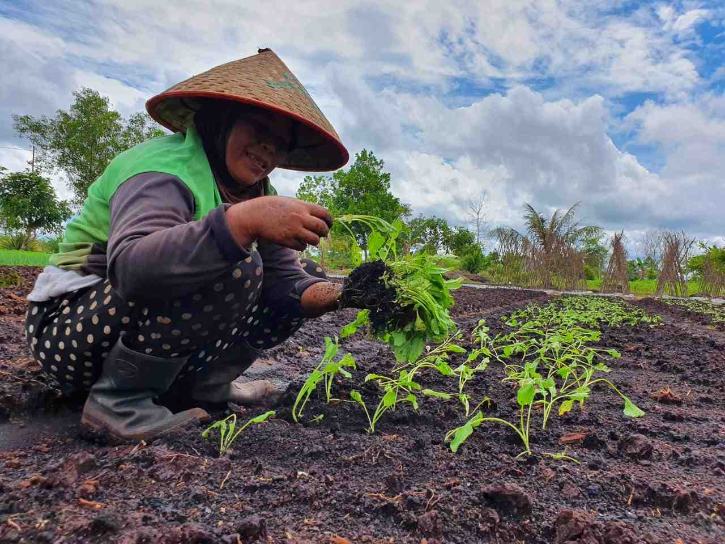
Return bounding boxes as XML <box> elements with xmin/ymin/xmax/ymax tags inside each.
<box><xmin>335</xmin><ymin>215</ymin><xmax>461</xmax><ymax>363</ymax></box>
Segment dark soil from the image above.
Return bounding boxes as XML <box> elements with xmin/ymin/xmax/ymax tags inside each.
<box><xmin>634</xmin><ymin>297</ymin><xmax>725</xmax><ymax>332</ymax></box>
<box><xmin>0</xmin><ymin>268</ymin><xmax>723</xmax><ymax>543</ymax></box>
<box><xmin>0</xmin><ymin>266</ymin><xmax>69</xmax><ymax>422</ymax></box>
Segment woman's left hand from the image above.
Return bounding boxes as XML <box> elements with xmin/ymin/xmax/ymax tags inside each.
<box><xmin>300</xmin><ymin>282</ymin><xmax>343</xmax><ymax>317</ymax></box>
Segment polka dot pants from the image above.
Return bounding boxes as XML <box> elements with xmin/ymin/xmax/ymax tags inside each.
<box><xmin>24</xmin><ymin>256</ymin><xmax>326</xmax><ymax>394</ymax></box>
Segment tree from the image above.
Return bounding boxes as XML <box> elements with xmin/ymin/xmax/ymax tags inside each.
<box><xmin>492</xmin><ymin>203</ymin><xmax>598</xmax><ymax>289</ymax></box>
<box><xmin>578</xmin><ymin>226</ymin><xmax>607</xmax><ymax>280</ymax></box>
<box><xmin>296</xmin><ymin>174</ymin><xmax>335</xmax><ymax>210</ymax></box>
<box><xmin>466</xmin><ymin>191</ymin><xmax>487</xmax><ymax>245</ymax></box>
<box><xmin>404</xmin><ymin>216</ymin><xmax>452</xmax><ymax>254</ymax></box>
<box><xmin>13</xmin><ymin>88</ymin><xmax>164</xmax><ymax>206</ymax></box>
<box><xmin>0</xmin><ymin>170</ymin><xmax>71</xmax><ymax>250</ymax></box>
<box><xmin>641</xmin><ymin>230</ymin><xmax>664</xmax><ymax>268</ymax></box>
<box><xmin>444</xmin><ymin>226</ymin><xmax>477</xmax><ymax>256</ymax></box>
<box><xmin>296</xmin><ymin>149</ymin><xmax>409</xmax><ymax>251</ymax></box>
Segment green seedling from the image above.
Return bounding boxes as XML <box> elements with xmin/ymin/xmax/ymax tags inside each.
<box><xmin>543</xmin><ymin>448</ymin><xmax>580</xmax><ymax>464</ymax></box>
<box><xmin>445</xmin><ymin>365</ymin><xmax>541</xmax><ymax>457</ymax></box>
<box><xmin>354</xmin><ymin>335</ymin><xmax>465</xmax><ymax>433</ymax></box>
<box><xmin>448</xmin><ymin>296</ymin><xmax>647</xmax><ymax>456</ymax></box>
<box><xmin>336</xmin><ymin>214</ymin><xmax>461</xmax><ymax>363</ymax></box>
<box><xmin>662</xmin><ymin>298</ymin><xmax>724</xmax><ymax>324</ymax></box>
<box><xmin>292</xmin><ymin>336</ymin><xmax>356</xmax><ymax>422</ymax></box>
<box><xmin>202</xmin><ymin>410</ymin><xmax>275</xmax><ymax>456</ymax></box>
<box><xmin>349</xmin><ymin>389</ymin><xmax>373</xmax><ymax>430</ymax></box>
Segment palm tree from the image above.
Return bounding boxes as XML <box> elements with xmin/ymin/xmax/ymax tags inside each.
<box><xmin>493</xmin><ymin>203</ymin><xmax>600</xmax><ymax>289</ymax></box>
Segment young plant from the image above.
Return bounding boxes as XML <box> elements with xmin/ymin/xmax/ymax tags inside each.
<box><xmin>445</xmin><ymin>363</ymin><xmax>544</xmax><ymax>457</ymax></box>
<box><xmin>292</xmin><ymin>336</ymin><xmax>357</xmax><ymax>422</ymax></box>
<box><xmin>202</xmin><ymin>410</ymin><xmax>275</xmax><ymax>456</ymax></box>
<box><xmin>352</xmin><ymin>335</ymin><xmax>465</xmax><ymax>433</ymax></box>
<box><xmin>447</xmin><ymin>297</ymin><xmax>646</xmax><ymax>456</ymax></box>
<box><xmin>336</xmin><ymin>214</ymin><xmax>462</xmax><ymax>363</ymax></box>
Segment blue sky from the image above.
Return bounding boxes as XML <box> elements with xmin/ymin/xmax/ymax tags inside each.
<box><xmin>0</xmin><ymin>0</ymin><xmax>723</xmax><ymax>253</ymax></box>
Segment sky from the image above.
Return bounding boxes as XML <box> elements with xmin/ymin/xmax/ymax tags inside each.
<box><xmin>0</xmin><ymin>0</ymin><xmax>723</xmax><ymax>255</ymax></box>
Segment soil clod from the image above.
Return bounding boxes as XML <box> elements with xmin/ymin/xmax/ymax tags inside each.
<box><xmin>340</xmin><ymin>260</ymin><xmax>412</xmax><ymax>331</ymax></box>
<box><xmin>481</xmin><ymin>482</ymin><xmax>533</xmax><ymax>516</ymax></box>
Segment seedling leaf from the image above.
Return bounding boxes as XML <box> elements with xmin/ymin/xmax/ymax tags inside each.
<box><xmin>422</xmin><ymin>389</ymin><xmax>452</xmax><ymax>400</ymax></box>
<box><xmin>623</xmin><ymin>398</ymin><xmax>645</xmax><ymax>418</ymax></box>
<box><xmin>448</xmin><ymin>411</ymin><xmax>484</xmax><ymax>453</ymax></box>
<box><xmin>517</xmin><ymin>381</ymin><xmax>536</xmax><ymax>406</ymax></box>
<box><xmin>558</xmin><ymin>399</ymin><xmax>575</xmax><ymax>415</ymax></box>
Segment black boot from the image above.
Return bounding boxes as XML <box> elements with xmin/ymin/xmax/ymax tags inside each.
<box><xmin>81</xmin><ymin>336</ymin><xmax>209</xmax><ymax>442</ymax></box>
<box><xmin>191</xmin><ymin>347</ymin><xmax>282</xmax><ymax>406</ymax></box>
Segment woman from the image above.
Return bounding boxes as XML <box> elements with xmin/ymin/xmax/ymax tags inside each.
<box><xmin>24</xmin><ymin>49</ymin><xmax>354</xmax><ymax>442</ymax></box>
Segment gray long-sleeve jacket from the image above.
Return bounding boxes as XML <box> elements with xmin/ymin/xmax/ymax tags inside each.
<box><xmin>27</xmin><ymin>172</ymin><xmax>325</xmax><ymax>308</ymax></box>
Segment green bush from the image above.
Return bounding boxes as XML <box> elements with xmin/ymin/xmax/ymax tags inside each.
<box><xmin>433</xmin><ymin>254</ymin><xmax>461</xmax><ymax>270</ymax></box>
<box><xmin>461</xmin><ymin>245</ymin><xmax>485</xmax><ymax>273</ymax></box>
<box><xmin>38</xmin><ymin>234</ymin><xmax>63</xmax><ymax>254</ymax></box>
<box><xmin>0</xmin><ymin>234</ymin><xmax>45</xmax><ymax>252</ymax></box>
<box><xmin>584</xmin><ymin>263</ymin><xmax>599</xmax><ymax>281</ymax></box>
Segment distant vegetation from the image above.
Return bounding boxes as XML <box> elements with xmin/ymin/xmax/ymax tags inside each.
<box><xmin>2</xmin><ymin>86</ymin><xmax>723</xmax><ymax>297</ymax></box>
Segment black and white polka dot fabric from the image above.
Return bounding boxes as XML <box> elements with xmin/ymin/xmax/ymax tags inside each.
<box><xmin>25</xmin><ymin>257</ymin><xmax>326</xmax><ymax>394</ymax></box>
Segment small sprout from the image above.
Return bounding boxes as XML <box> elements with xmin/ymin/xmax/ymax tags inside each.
<box><xmin>543</xmin><ymin>448</ymin><xmax>580</xmax><ymax>464</ymax></box>
<box><xmin>293</xmin><ymin>336</ymin><xmax>356</xmax><ymax>422</ymax></box>
<box><xmin>202</xmin><ymin>410</ymin><xmax>275</xmax><ymax>456</ymax></box>
<box><xmin>350</xmin><ymin>389</ymin><xmax>373</xmax><ymax>433</ymax></box>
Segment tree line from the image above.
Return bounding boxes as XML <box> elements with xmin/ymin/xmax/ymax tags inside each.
<box><xmin>1</xmin><ymin>87</ymin><xmax>722</xmax><ymax>295</ymax></box>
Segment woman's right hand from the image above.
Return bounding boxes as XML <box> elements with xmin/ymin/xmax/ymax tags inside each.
<box><xmin>225</xmin><ymin>196</ymin><xmax>333</xmax><ymax>251</ymax></box>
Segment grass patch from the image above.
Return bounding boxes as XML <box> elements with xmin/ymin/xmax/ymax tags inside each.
<box><xmin>586</xmin><ymin>278</ymin><xmax>702</xmax><ymax>297</ymax></box>
<box><xmin>0</xmin><ymin>249</ymin><xmax>50</xmax><ymax>267</ymax></box>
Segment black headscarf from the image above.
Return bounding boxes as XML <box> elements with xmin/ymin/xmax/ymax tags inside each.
<box><xmin>194</xmin><ymin>101</ymin><xmax>266</xmax><ymax>203</ymax></box>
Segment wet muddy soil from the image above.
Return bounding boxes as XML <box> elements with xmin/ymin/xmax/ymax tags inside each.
<box><xmin>0</xmin><ymin>268</ymin><xmax>723</xmax><ymax>543</ymax></box>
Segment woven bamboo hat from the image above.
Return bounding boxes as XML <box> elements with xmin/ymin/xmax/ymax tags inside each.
<box><xmin>146</xmin><ymin>49</ymin><xmax>348</xmax><ymax>172</ymax></box>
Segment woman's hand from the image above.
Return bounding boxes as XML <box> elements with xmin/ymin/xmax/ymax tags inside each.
<box><xmin>300</xmin><ymin>281</ymin><xmax>343</xmax><ymax>317</ymax></box>
<box><xmin>226</xmin><ymin>196</ymin><xmax>332</xmax><ymax>251</ymax></box>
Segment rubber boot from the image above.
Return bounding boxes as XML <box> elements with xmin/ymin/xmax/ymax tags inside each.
<box><xmin>191</xmin><ymin>348</ymin><xmax>282</xmax><ymax>406</ymax></box>
<box><xmin>81</xmin><ymin>336</ymin><xmax>209</xmax><ymax>442</ymax></box>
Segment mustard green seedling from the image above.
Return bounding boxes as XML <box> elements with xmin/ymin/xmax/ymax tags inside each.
<box><xmin>447</xmin><ymin>297</ymin><xmax>648</xmax><ymax>456</ymax></box>
<box><xmin>336</xmin><ymin>214</ymin><xmax>461</xmax><ymax>363</ymax></box>
<box><xmin>351</xmin><ymin>334</ymin><xmax>465</xmax><ymax>433</ymax></box>
<box><xmin>292</xmin><ymin>336</ymin><xmax>356</xmax><ymax>422</ymax></box>
<box><xmin>202</xmin><ymin>410</ymin><xmax>275</xmax><ymax>456</ymax></box>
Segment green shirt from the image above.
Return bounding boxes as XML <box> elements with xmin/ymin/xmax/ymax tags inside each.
<box><xmin>52</xmin><ymin>127</ymin><xmax>224</xmax><ymax>270</ymax></box>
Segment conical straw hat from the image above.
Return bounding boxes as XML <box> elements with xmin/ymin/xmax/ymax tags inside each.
<box><xmin>146</xmin><ymin>49</ymin><xmax>348</xmax><ymax>172</ymax></box>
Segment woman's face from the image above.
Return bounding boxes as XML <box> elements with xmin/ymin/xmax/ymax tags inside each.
<box><xmin>225</xmin><ymin>110</ymin><xmax>293</xmax><ymax>186</ymax></box>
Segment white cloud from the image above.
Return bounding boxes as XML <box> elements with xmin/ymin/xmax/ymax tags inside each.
<box><xmin>0</xmin><ymin>0</ymin><xmax>722</xmax><ymax>249</ymax></box>
<box><xmin>624</xmin><ymin>95</ymin><xmax>725</xmax><ymax>238</ymax></box>
<box><xmin>71</xmin><ymin>70</ymin><xmax>147</xmax><ymax>114</ymax></box>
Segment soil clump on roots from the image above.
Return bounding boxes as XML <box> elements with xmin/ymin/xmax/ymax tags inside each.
<box><xmin>340</xmin><ymin>260</ymin><xmax>412</xmax><ymax>331</ymax></box>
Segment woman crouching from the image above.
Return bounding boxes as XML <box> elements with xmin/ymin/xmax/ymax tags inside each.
<box><xmin>24</xmin><ymin>49</ymin><xmax>351</xmax><ymax>442</ymax></box>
